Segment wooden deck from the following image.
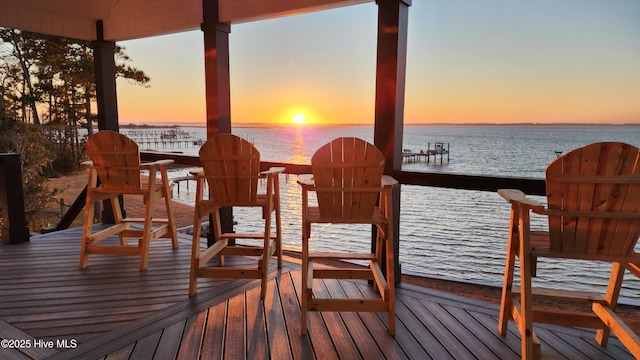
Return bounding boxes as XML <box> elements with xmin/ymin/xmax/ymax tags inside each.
<box><xmin>0</xmin><ymin>227</ymin><xmax>635</xmax><ymax>359</ymax></box>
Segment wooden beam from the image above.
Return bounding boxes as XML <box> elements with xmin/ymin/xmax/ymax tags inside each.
<box><xmin>92</xmin><ymin>20</ymin><xmax>119</xmax><ymax>132</ymax></box>
<box><xmin>202</xmin><ymin>0</ymin><xmax>233</xmax><ymax>245</ymax></box>
<box><xmin>92</xmin><ymin>20</ymin><xmax>124</xmax><ymax>223</ymax></box>
<box><xmin>374</xmin><ymin>0</ymin><xmax>410</xmax><ymax>173</ymax></box>
<box><xmin>373</xmin><ymin>0</ymin><xmax>411</xmax><ymax>285</ymax></box>
<box><xmin>202</xmin><ymin>0</ymin><xmax>232</xmax><ymax>138</ymax></box>
<box><xmin>219</xmin><ymin>0</ymin><xmax>372</xmax><ymax>24</ymax></box>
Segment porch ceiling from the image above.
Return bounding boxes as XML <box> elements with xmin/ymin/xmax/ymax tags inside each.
<box><xmin>0</xmin><ymin>0</ymin><xmax>371</xmax><ymax>41</ymax></box>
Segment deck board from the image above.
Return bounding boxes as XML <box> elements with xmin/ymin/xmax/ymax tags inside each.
<box><xmin>0</xmin><ymin>227</ymin><xmax>636</xmax><ymax>359</ymax></box>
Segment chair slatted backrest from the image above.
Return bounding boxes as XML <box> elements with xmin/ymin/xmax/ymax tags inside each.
<box><xmin>311</xmin><ymin>137</ymin><xmax>385</xmax><ymax>220</ymax></box>
<box><xmin>86</xmin><ymin>131</ymin><xmax>141</xmax><ymax>191</ymax></box>
<box><xmin>546</xmin><ymin>142</ymin><xmax>640</xmax><ymax>256</ymax></box>
<box><xmin>199</xmin><ymin>134</ymin><xmax>260</xmax><ymax>204</ymax></box>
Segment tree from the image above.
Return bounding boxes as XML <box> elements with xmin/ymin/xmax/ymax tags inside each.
<box><xmin>1</xmin><ymin>28</ymin><xmax>150</xmax><ymax>149</ymax></box>
<box><xmin>0</xmin><ymin>118</ymin><xmax>55</xmax><ymax>230</ymax></box>
<box><xmin>0</xmin><ymin>28</ymin><xmax>151</xmax><ymax>231</ymax></box>
<box><xmin>0</xmin><ymin>29</ymin><xmax>43</xmax><ymax>124</ymax></box>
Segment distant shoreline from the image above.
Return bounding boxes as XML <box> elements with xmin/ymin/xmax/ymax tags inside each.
<box><xmin>120</xmin><ymin>122</ymin><xmax>640</xmax><ymax>129</ymax></box>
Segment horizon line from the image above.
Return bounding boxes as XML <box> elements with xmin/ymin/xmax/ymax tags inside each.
<box><xmin>120</xmin><ymin>122</ymin><xmax>640</xmax><ymax>128</ymax></box>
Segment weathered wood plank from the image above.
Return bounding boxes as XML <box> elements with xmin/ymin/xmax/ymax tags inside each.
<box><xmin>224</xmin><ymin>292</ymin><xmax>246</xmax><ymax>359</ymax></box>
<box><xmin>323</xmin><ymin>275</ymin><xmax>385</xmax><ymax>359</ymax></box>
<box><xmin>344</xmin><ymin>280</ymin><xmax>406</xmax><ymax>359</ymax></box>
<box><xmin>289</xmin><ymin>272</ymin><xmax>332</xmax><ymax>360</ymax></box>
<box><xmin>200</xmin><ymin>303</ymin><xmax>226</xmax><ymax>359</ymax></box>
<box><xmin>154</xmin><ymin>320</ymin><xmax>186</xmax><ymax>360</ymax></box>
<box><xmin>443</xmin><ymin>304</ymin><xmax>518</xmax><ymax>359</ymax></box>
<box><xmin>0</xmin><ymin>318</ymin><xmax>59</xmax><ymax>359</ymax></box>
<box><xmin>46</xmin><ymin>277</ymin><xmax>260</xmax><ymax>360</ymax></box>
<box><xmin>401</xmin><ymin>295</ymin><xmax>476</xmax><ymax>359</ymax></box>
<box><xmin>264</xmin><ymin>277</ymin><xmax>292</xmax><ymax>359</ymax></box>
<box><xmin>246</xmin><ymin>283</ymin><xmax>269</xmax><ymax>360</ymax></box>
<box><xmin>423</xmin><ymin>300</ymin><xmax>499</xmax><ymax>359</ymax></box>
<box><xmin>128</xmin><ymin>330</ymin><xmax>162</xmax><ymax>359</ymax></box>
<box><xmin>534</xmin><ymin>325</ymin><xmax>611</xmax><ymax>360</ymax></box>
<box><xmin>309</xmin><ymin>278</ymin><xmax>361</xmax><ymax>359</ymax></box>
<box><xmin>393</xmin><ymin>295</ymin><xmax>440</xmax><ymax>360</ymax></box>
<box><xmin>176</xmin><ymin>311</ymin><xmax>206</xmax><ymax>360</ymax></box>
<box><xmin>104</xmin><ymin>343</ymin><xmax>134</xmax><ymax>360</ymax></box>
<box><xmin>0</xmin><ymin>227</ymin><xmax>635</xmax><ymax>360</ymax></box>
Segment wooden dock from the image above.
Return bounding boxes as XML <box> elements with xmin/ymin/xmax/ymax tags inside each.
<box><xmin>121</xmin><ymin>128</ymin><xmax>205</xmax><ymax>150</ymax></box>
<box><xmin>403</xmin><ymin>142</ymin><xmax>450</xmax><ymax>164</ymax></box>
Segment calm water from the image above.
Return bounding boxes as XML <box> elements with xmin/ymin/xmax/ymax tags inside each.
<box><xmin>126</xmin><ymin>124</ymin><xmax>640</xmax><ymax>303</ymax></box>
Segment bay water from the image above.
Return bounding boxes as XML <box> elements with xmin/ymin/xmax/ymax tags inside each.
<box><xmin>125</xmin><ymin>124</ymin><xmax>640</xmax><ymax>304</ymax></box>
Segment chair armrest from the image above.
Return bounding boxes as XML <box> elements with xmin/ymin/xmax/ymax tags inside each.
<box><xmin>140</xmin><ymin>159</ymin><xmax>174</xmax><ymax>168</ymax></box>
<box><xmin>260</xmin><ymin>167</ymin><xmax>285</xmax><ymax>176</ymax></box>
<box><xmin>382</xmin><ymin>175</ymin><xmax>399</xmax><ymax>187</ymax></box>
<box><xmin>297</xmin><ymin>174</ymin><xmax>398</xmax><ymax>188</ymax></box>
<box><xmin>80</xmin><ymin>160</ymin><xmax>93</xmax><ymax>169</ymax></box>
<box><xmin>627</xmin><ymin>263</ymin><xmax>640</xmax><ymax>278</ymax></box>
<box><xmin>189</xmin><ymin>168</ymin><xmax>204</xmax><ymax>177</ymax></box>
<box><xmin>498</xmin><ymin>189</ymin><xmax>545</xmax><ymax>211</ymax></box>
<box><xmin>297</xmin><ymin>174</ymin><xmax>314</xmax><ymax>186</ymax></box>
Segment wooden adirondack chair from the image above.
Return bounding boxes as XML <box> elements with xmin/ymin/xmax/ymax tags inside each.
<box><xmin>80</xmin><ymin>130</ymin><xmax>178</xmax><ymax>270</ymax></box>
<box><xmin>298</xmin><ymin>137</ymin><xmax>398</xmax><ymax>335</ymax></box>
<box><xmin>189</xmin><ymin>134</ymin><xmax>283</xmax><ymax>298</ymax></box>
<box><xmin>498</xmin><ymin>142</ymin><xmax>640</xmax><ymax>359</ymax></box>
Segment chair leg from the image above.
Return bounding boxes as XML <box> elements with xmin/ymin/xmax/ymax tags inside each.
<box><xmin>212</xmin><ymin>209</ymin><xmax>225</xmax><ymax>266</ymax></box>
<box><xmin>161</xmin><ymin>170</ymin><xmax>179</xmax><ymax>249</ymax></box>
<box><xmin>80</xmin><ymin>193</ymin><xmax>95</xmax><ymax>269</ymax></box>
<box><xmin>518</xmin><ymin>209</ymin><xmax>539</xmax><ymax>359</ymax></box>
<box><xmin>139</xmin><ymin>192</ymin><xmax>155</xmax><ymax>271</ymax></box>
<box><xmin>596</xmin><ymin>262</ymin><xmax>626</xmax><ymax>346</ymax></box>
<box><xmin>386</xmin><ymin>224</ymin><xmax>396</xmax><ymax>336</ymax></box>
<box><xmin>110</xmin><ymin>196</ymin><xmax>128</xmax><ymax>246</ymax></box>
<box><xmin>301</xmin><ymin>224</ymin><xmax>309</xmax><ymax>335</ymax></box>
<box><xmin>189</xmin><ymin>208</ymin><xmax>202</xmax><ymax>296</ymax></box>
<box><xmin>499</xmin><ymin>206</ymin><xmax>518</xmax><ymax>335</ymax></box>
<box><xmin>275</xmin><ymin>201</ymin><xmax>283</xmax><ymax>269</ymax></box>
<box><xmin>259</xmin><ymin>206</ymin><xmax>272</xmax><ymax>299</ymax></box>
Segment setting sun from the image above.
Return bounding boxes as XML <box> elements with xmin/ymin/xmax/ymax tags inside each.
<box><xmin>292</xmin><ymin>113</ymin><xmax>307</xmax><ymax>125</ymax></box>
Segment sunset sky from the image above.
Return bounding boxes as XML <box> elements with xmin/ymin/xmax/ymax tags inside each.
<box><xmin>116</xmin><ymin>1</ymin><xmax>640</xmax><ymax>126</ymax></box>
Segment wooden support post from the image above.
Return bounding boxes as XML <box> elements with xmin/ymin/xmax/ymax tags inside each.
<box><xmin>0</xmin><ymin>153</ymin><xmax>29</xmax><ymax>244</ymax></box>
<box><xmin>202</xmin><ymin>0</ymin><xmax>233</xmax><ymax>246</ymax></box>
<box><xmin>373</xmin><ymin>0</ymin><xmax>411</xmax><ymax>285</ymax></box>
<box><xmin>92</xmin><ymin>21</ymin><xmax>119</xmax><ymax>133</ymax></box>
<box><xmin>92</xmin><ymin>20</ymin><xmax>122</xmax><ymax>224</ymax></box>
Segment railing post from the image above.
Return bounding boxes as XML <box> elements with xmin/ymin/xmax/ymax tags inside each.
<box><xmin>0</xmin><ymin>153</ymin><xmax>30</xmax><ymax>244</ymax></box>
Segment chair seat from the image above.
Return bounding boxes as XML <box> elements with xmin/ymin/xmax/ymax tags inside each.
<box><xmin>195</xmin><ymin>193</ymin><xmax>275</xmax><ymax>209</ymax></box>
<box><xmin>304</xmin><ymin>206</ymin><xmax>389</xmax><ymax>224</ymax></box>
<box><xmin>90</xmin><ymin>175</ymin><xmax>168</xmax><ymax>197</ymax></box>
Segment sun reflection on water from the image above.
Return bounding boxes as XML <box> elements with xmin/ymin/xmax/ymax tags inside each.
<box><xmin>288</xmin><ymin>126</ymin><xmax>307</xmax><ymax>164</ymax></box>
